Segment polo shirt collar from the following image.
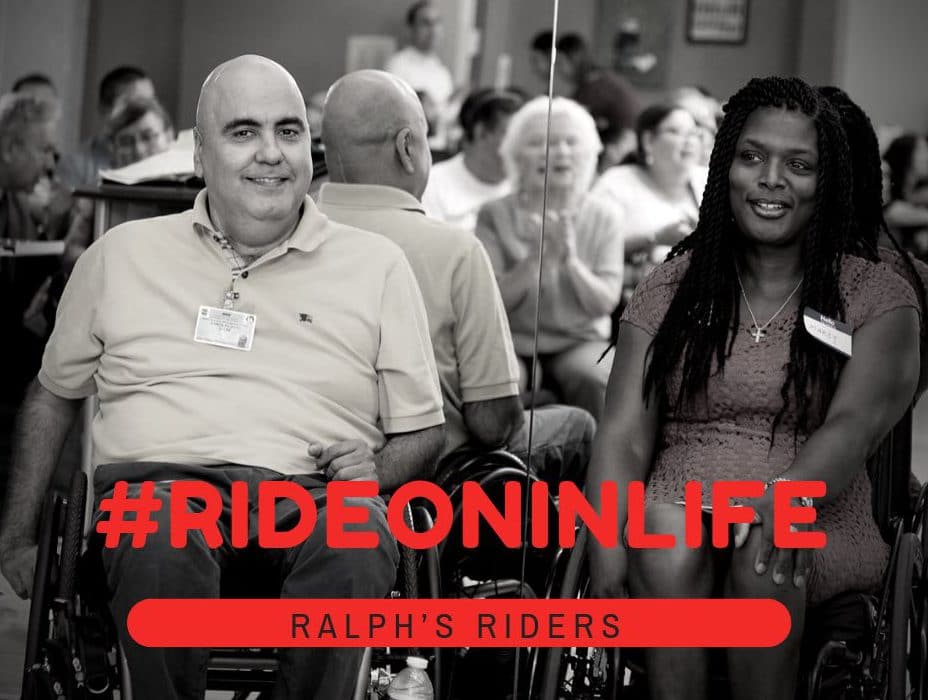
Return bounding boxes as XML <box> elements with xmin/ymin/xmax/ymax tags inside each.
<box><xmin>318</xmin><ymin>182</ymin><xmax>425</xmax><ymax>214</ymax></box>
<box><xmin>191</xmin><ymin>188</ymin><xmax>329</xmax><ymax>254</ymax></box>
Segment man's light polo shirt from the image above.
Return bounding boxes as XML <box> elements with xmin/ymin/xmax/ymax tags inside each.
<box><xmin>318</xmin><ymin>183</ymin><xmax>520</xmax><ymax>454</ymax></box>
<box><xmin>39</xmin><ymin>190</ymin><xmax>444</xmax><ymax>475</ymax></box>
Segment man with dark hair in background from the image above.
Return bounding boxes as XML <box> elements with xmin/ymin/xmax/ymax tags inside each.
<box><xmin>57</xmin><ymin>65</ymin><xmax>156</xmax><ymax>188</ymax></box>
<box><xmin>555</xmin><ymin>33</ymin><xmax>640</xmax><ymax>168</ymax></box>
<box><xmin>11</xmin><ymin>74</ymin><xmax>58</xmax><ymax>108</ymax></box>
<box><xmin>529</xmin><ymin>30</ymin><xmax>554</xmax><ymax>86</ymax></box>
<box><xmin>422</xmin><ymin>87</ymin><xmax>523</xmax><ymax>231</ymax></box>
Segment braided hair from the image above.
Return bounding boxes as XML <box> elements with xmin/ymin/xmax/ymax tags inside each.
<box><xmin>643</xmin><ymin>76</ymin><xmax>853</xmax><ymax>440</ymax></box>
<box><xmin>818</xmin><ymin>85</ymin><xmax>927</xmax><ymax>312</ymax></box>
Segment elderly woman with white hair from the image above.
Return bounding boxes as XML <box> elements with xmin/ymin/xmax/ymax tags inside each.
<box><xmin>475</xmin><ymin>96</ymin><xmax>623</xmax><ymax>420</ymax></box>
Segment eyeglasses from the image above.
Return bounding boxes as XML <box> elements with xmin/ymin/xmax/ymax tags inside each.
<box><xmin>113</xmin><ymin>128</ymin><xmax>165</xmax><ymax>150</ymax></box>
<box><xmin>654</xmin><ymin>126</ymin><xmax>702</xmax><ymax>140</ymax></box>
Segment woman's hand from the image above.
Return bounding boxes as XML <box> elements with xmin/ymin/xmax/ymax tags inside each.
<box><xmin>734</xmin><ymin>490</ymin><xmax>813</xmax><ymax>589</ymax></box>
<box><xmin>541</xmin><ymin>210</ymin><xmax>578</xmax><ymax>262</ymax></box>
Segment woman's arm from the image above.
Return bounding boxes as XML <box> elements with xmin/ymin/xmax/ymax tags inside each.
<box><xmin>559</xmin><ymin>209</ymin><xmax>624</xmax><ymax>316</ymax></box>
<box><xmin>778</xmin><ymin>306</ymin><xmax>919</xmax><ymax>499</ymax></box>
<box><xmin>586</xmin><ymin>321</ymin><xmax>660</xmax><ymax>597</ymax></box>
<box><xmin>746</xmin><ymin>306</ymin><xmax>919</xmax><ymax>588</ymax></box>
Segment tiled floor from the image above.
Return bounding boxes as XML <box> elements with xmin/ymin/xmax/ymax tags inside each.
<box><xmin>2</xmin><ymin>401</ymin><xmax>928</xmax><ymax>698</ymax></box>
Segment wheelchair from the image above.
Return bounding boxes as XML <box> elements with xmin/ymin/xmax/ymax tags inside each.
<box><xmin>531</xmin><ymin>411</ymin><xmax>928</xmax><ymax>700</ymax></box>
<box><xmin>431</xmin><ymin>447</ymin><xmax>565</xmax><ymax>699</ymax></box>
<box><xmin>20</xmin><ymin>469</ymin><xmax>445</xmax><ymax>700</ymax></box>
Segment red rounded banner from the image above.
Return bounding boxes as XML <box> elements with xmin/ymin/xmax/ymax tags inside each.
<box><xmin>128</xmin><ymin>598</ymin><xmax>790</xmax><ymax>648</ymax></box>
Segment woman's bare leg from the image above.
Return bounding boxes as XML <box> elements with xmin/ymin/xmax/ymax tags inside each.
<box><xmin>725</xmin><ymin>526</ymin><xmax>807</xmax><ymax>700</ymax></box>
<box><xmin>628</xmin><ymin>504</ymin><xmax>714</xmax><ymax>700</ymax></box>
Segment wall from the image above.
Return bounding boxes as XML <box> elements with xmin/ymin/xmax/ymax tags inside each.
<box><xmin>796</xmin><ymin>0</ymin><xmax>840</xmax><ymax>88</ymax></box>
<box><xmin>479</xmin><ymin>0</ymin><xmax>598</xmax><ymax>93</ymax></box>
<box><xmin>0</xmin><ymin>0</ymin><xmax>90</xmax><ymax>149</ymax></box>
<box><xmin>81</xmin><ymin>0</ymin><xmax>183</xmax><ymax>138</ymax></box>
<box><xmin>479</xmin><ymin>0</ymin><xmax>801</xmax><ymax>104</ymax></box>
<box><xmin>833</xmin><ymin>0</ymin><xmax>928</xmax><ymax>131</ymax></box>
<box><xmin>175</xmin><ymin>0</ymin><xmax>472</xmax><ymax>129</ymax></box>
<box><xmin>660</xmin><ymin>0</ymin><xmax>803</xmax><ymax>102</ymax></box>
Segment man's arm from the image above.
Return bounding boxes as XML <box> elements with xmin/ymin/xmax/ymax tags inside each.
<box><xmin>463</xmin><ymin>396</ymin><xmax>524</xmax><ymax>449</ymax></box>
<box><xmin>376</xmin><ymin>425</ymin><xmax>445</xmax><ymax>490</ymax></box>
<box><xmin>311</xmin><ymin>425</ymin><xmax>446</xmax><ymax>493</ymax></box>
<box><xmin>0</xmin><ymin>380</ymin><xmax>83</xmax><ymax>597</ymax></box>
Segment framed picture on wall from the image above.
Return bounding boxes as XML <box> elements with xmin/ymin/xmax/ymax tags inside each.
<box><xmin>686</xmin><ymin>0</ymin><xmax>749</xmax><ymax>44</ymax></box>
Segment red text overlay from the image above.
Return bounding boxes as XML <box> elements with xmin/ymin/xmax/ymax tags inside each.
<box><xmin>96</xmin><ymin>479</ymin><xmax>826</xmax><ymax>550</ymax></box>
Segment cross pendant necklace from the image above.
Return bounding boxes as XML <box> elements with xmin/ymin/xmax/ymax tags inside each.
<box><xmin>749</xmin><ymin>325</ymin><xmax>767</xmax><ymax>343</ymax></box>
<box><xmin>734</xmin><ymin>264</ymin><xmax>803</xmax><ymax>343</ymax></box>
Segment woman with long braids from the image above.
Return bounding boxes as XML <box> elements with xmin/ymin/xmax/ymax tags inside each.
<box><xmin>586</xmin><ymin>76</ymin><xmax>921</xmax><ymax>699</ymax></box>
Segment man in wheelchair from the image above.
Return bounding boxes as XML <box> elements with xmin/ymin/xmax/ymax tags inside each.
<box><xmin>0</xmin><ymin>54</ymin><xmax>446</xmax><ymax>700</ymax></box>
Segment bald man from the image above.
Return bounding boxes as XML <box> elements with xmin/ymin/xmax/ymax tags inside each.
<box><xmin>318</xmin><ymin>70</ymin><xmax>594</xmax><ymax>486</ymax></box>
<box><xmin>0</xmin><ymin>56</ymin><xmax>445</xmax><ymax>699</ymax></box>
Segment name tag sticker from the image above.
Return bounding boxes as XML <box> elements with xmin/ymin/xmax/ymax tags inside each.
<box><xmin>803</xmin><ymin>307</ymin><xmax>851</xmax><ymax>357</ymax></box>
<box><xmin>194</xmin><ymin>305</ymin><xmax>256</xmax><ymax>351</ymax></box>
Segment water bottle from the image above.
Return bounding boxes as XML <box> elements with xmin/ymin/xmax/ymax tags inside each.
<box><xmin>386</xmin><ymin>656</ymin><xmax>433</xmax><ymax>699</ymax></box>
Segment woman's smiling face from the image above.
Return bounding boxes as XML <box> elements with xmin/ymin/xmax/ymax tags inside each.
<box><xmin>729</xmin><ymin>106</ymin><xmax>819</xmax><ymax>248</ymax></box>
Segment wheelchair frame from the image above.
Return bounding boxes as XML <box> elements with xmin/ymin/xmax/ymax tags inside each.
<box><xmin>21</xmin><ymin>469</ymin><xmax>445</xmax><ymax>700</ymax></box>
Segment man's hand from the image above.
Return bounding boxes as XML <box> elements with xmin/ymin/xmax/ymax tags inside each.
<box><xmin>308</xmin><ymin>440</ymin><xmax>379</xmax><ymax>485</ymax></box>
<box><xmin>0</xmin><ymin>543</ymin><xmax>37</xmax><ymax>600</ymax></box>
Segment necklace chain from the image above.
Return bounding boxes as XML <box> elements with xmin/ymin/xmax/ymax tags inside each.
<box><xmin>734</xmin><ymin>264</ymin><xmax>803</xmax><ymax>343</ymax></box>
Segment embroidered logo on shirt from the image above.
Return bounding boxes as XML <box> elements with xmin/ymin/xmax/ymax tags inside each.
<box><xmin>298</xmin><ymin>313</ymin><xmax>313</xmax><ymax>324</ymax></box>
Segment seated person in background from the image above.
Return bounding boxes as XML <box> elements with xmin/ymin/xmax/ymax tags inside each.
<box><xmin>11</xmin><ymin>74</ymin><xmax>72</xmax><ymax>242</ymax></box>
<box><xmin>883</xmin><ymin>133</ymin><xmax>928</xmax><ymax>257</ymax></box>
<box><xmin>476</xmin><ymin>97</ymin><xmax>623</xmax><ymax>421</ymax></box>
<box><xmin>667</xmin><ymin>85</ymin><xmax>721</xmax><ymax>167</ymax></box>
<box><xmin>0</xmin><ymin>55</ymin><xmax>445</xmax><ymax>700</ymax></box>
<box><xmin>0</xmin><ymin>93</ymin><xmax>60</xmax><ymax>403</ymax></box>
<box><xmin>28</xmin><ymin>96</ymin><xmax>178</xmax><ymax>343</ymax></box>
<box><xmin>106</xmin><ymin>94</ymin><xmax>175</xmax><ymax>168</ymax></box>
<box><xmin>555</xmin><ymin>33</ymin><xmax>641</xmax><ymax>169</ymax></box>
<box><xmin>319</xmin><ymin>70</ymin><xmax>594</xmax><ymax>485</ymax></box>
<box><xmin>59</xmin><ymin>96</ymin><xmax>176</xmax><ymax>263</ymax></box>
<box><xmin>57</xmin><ymin>65</ymin><xmax>156</xmax><ymax>189</ymax></box>
<box><xmin>586</xmin><ymin>76</ymin><xmax>920</xmax><ymax>700</ymax></box>
<box><xmin>422</xmin><ymin>87</ymin><xmax>523</xmax><ymax>232</ymax></box>
<box><xmin>591</xmin><ymin>103</ymin><xmax>707</xmax><ymax>299</ymax></box>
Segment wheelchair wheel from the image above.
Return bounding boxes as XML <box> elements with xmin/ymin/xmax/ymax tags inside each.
<box><xmin>888</xmin><ymin>532</ymin><xmax>924</xmax><ymax>700</ymax></box>
<box><xmin>58</xmin><ymin>471</ymin><xmax>87</xmax><ymax>601</ymax></box>
<box><xmin>22</xmin><ymin>489</ymin><xmax>65</xmax><ymax>700</ymax></box>
<box><xmin>532</xmin><ymin>529</ymin><xmax>624</xmax><ymax>700</ymax></box>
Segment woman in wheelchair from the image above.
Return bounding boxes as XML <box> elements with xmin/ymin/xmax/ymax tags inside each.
<box><xmin>585</xmin><ymin>76</ymin><xmax>922</xmax><ymax>700</ymax></box>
